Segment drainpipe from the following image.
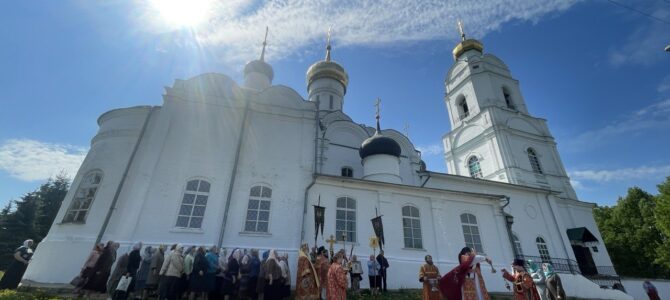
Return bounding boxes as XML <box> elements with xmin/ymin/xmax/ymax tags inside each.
<box><xmin>217</xmin><ymin>99</ymin><xmax>251</xmax><ymax>247</ymax></box>
<box><xmin>499</xmin><ymin>196</ymin><xmax>518</xmax><ymax>259</ymax></box>
<box><xmin>96</xmin><ymin>106</ymin><xmax>156</xmax><ymax>244</ymax></box>
<box><xmin>300</xmin><ymin>100</ymin><xmax>320</xmax><ymax>242</ymax></box>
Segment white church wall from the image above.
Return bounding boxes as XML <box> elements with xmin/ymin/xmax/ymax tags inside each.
<box><xmin>622</xmin><ymin>278</ymin><xmax>670</xmax><ymax>300</ymax></box>
<box><xmin>557</xmin><ymin>200</ymin><xmax>615</xmax><ymax>268</ymax></box>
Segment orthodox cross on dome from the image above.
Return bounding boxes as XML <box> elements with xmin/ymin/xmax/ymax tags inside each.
<box><xmin>260</xmin><ymin>26</ymin><xmax>269</xmax><ymax>61</ymax></box>
<box><xmin>326</xmin><ymin>26</ymin><xmax>332</xmax><ymax>62</ymax></box>
<box><xmin>457</xmin><ymin>19</ymin><xmax>466</xmax><ymax>41</ymax></box>
<box><xmin>404</xmin><ymin>122</ymin><xmax>410</xmax><ymax>139</ymax></box>
<box><xmin>374</xmin><ymin>98</ymin><xmax>382</xmax><ymax>132</ymax></box>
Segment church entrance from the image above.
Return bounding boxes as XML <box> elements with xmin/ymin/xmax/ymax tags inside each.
<box><xmin>571</xmin><ymin>245</ymin><xmax>597</xmax><ymax>275</ymax></box>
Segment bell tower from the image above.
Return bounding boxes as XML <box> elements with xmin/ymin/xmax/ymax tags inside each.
<box><xmin>442</xmin><ymin>22</ymin><xmax>577</xmax><ymax>199</ymax></box>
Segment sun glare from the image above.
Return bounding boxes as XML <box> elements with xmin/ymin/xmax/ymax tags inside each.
<box><xmin>149</xmin><ymin>0</ymin><xmax>213</xmax><ymax>28</ymax></box>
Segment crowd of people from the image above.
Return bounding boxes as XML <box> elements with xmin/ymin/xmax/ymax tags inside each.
<box><xmin>70</xmin><ymin>241</ymin><xmax>293</xmax><ymax>300</ymax></box>
<box><xmin>0</xmin><ymin>239</ymin><xmax>664</xmax><ymax>300</ymax></box>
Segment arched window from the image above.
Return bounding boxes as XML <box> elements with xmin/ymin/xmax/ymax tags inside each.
<box><xmin>175</xmin><ymin>179</ymin><xmax>210</xmax><ymax>229</ymax></box>
<box><xmin>536</xmin><ymin>237</ymin><xmax>551</xmax><ymax>262</ymax></box>
<box><xmin>458</xmin><ymin>97</ymin><xmax>470</xmax><ymax>119</ymax></box>
<box><xmin>341</xmin><ymin>167</ymin><xmax>353</xmax><ymax>178</ymax></box>
<box><xmin>468</xmin><ymin>156</ymin><xmax>482</xmax><ymax>178</ymax></box>
<box><xmin>329</xmin><ymin>95</ymin><xmax>334</xmax><ymax>110</ymax></box>
<box><xmin>527</xmin><ymin>148</ymin><xmax>543</xmax><ymax>174</ymax></box>
<box><xmin>402</xmin><ymin>206</ymin><xmax>423</xmax><ymax>249</ymax></box>
<box><xmin>244</xmin><ymin>185</ymin><xmax>272</xmax><ymax>232</ymax></box>
<box><xmin>513</xmin><ymin>232</ymin><xmax>524</xmax><ymax>258</ymax></box>
<box><xmin>461</xmin><ymin>213</ymin><xmax>484</xmax><ymax>253</ymax></box>
<box><xmin>336</xmin><ymin>197</ymin><xmax>356</xmax><ymax>242</ymax></box>
<box><xmin>503</xmin><ymin>87</ymin><xmax>515</xmax><ymax>110</ymax></box>
<box><xmin>63</xmin><ymin>171</ymin><xmax>103</xmax><ymax>223</ymax></box>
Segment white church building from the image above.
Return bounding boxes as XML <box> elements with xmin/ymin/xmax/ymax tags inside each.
<box><xmin>23</xmin><ymin>33</ymin><xmax>631</xmax><ymax>299</ymax></box>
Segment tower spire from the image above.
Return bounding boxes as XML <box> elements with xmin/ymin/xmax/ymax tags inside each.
<box><xmin>260</xmin><ymin>26</ymin><xmax>269</xmax><ymax>61</ymax></box>
<box><xmin>457</xmin><ymin>19</ymin><xmax>466</xmax><ymax>41</ymax></box>
<box><xmin>326</xmin><ymin>27</ymin><xmax>332</xmax><ymax>62</ymax></box>
<box><xmin>374</xmin><ymin>98</ymin><xmax>381</xmax><ymax>133</ymax></box>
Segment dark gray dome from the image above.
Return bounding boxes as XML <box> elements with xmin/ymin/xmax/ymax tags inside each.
<box><xmin>359</xmin><ymin>133</ymin><xmax>401</xmax><ymax>159</ymax></box>
<box><xmin>244</xmin><ymin>59</ymin><xmax>274</xmax><ymax>81</ymax></box>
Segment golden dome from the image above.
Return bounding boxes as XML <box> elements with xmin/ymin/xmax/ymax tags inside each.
<box><xmin>452</xmin><ymin>39</ymin><xmax>484</xmax><ymax>60</ymax></box>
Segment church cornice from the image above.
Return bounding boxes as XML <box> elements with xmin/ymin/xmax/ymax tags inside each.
<box><xmin>426</xmin><ymin>171</ymin><xmax>558</xmax><ymax>194</ymax></box>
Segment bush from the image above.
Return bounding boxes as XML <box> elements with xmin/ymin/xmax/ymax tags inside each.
<box><xmin>0</xmin><ymin>289</ymin><xmax>62</xmax><ymax>300</ymax></box>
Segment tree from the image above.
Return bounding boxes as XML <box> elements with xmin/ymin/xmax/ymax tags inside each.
<box><xmin>593</xmin><ymin>187</ymin><xmax>670</xmax><ymax>278</ymax></box>
<box><xmin>655</xmin><ymin>176</ymin><xmax>670</xmax><ymax>270</ymax></box>
<box><xmin>34</xmin><ymin>175</ymin><xmax>70</xmax><ymax>241</ymax></box>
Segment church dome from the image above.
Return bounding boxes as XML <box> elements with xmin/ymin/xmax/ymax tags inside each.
<box><xmin>359</xmin><ymin>132</ymin><xmax>401</xmax><ymax>159</ymax></box>
<box><xmin>452</xmin><ymin>39</ymin><xmax>484</xmax><ymax>60</ymax></box>
<box><xmin>244</xmin><ymin>59</ymin><xmax>274</xmax><ymax>82</ymax></box>
<box><xmin>306</xmin><ymin>60</ymin><xmax>349</xmax><ymax>93</ymax></box>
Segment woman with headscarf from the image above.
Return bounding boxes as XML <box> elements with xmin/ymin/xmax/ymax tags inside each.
<box><xmin>256</xmin><ymin>250</ymin><xmax>270</xmax><ymax>298</ymax></box>
<box><xmin>542</xmin><ymin>263</ymin><xmax>565</xmax><ymax>300</ymax></box>
<box><xmin>108</xmin><ymin>246</ymin><xmax>131</xmax><ymax>298</ymax></box>
<box><xmin>327</xmin><ymin>252</ymin><xmax>348</xmax><ymax>300</ymax></box>
<box><xmin>126</xmin><ymin>242</ymin><xmax>143</xmax><ymax>296</ymax></box>
<box><xmin>134</xmin><ymin>245</ymin><xmax>153</xmax><ymax>297</ymax></box>
<box><xmin>184</xmin><ymin>246</ymin><xmax>196</xmax><ymax>297</ymax></box>
<box><xmin>213</xmin><ymin>248</ymin><xmax>227</xmax><ymax>300</ymax></box>
<box><xmin>159</xmin><ymin>244</ymin><xmax>185</xmax><ymax>300</ymax></box>
<box><xmin>263</xmin><ymin>249</ymin><xmax>284</xmax><ymax>300</ymax></box>
<box><xmin>0</xmin><ymin>239</ymin><xmax>34</xmax><ymax>289</ymax></box>
<box><xmin>189</xmin><ymin>247</ymin><xmax>209</xmax><ymax>300</ymax></box>
<box><xmin>83</xmin><ymin>241</ymin><xmax>119</xmax><ymax>294</ymax></box>
<box><xmin>73</xmin><ymin>242</ymin><xmax>104</xmax><ymax>294</ymax></box>
<box><xmin>277</xmin><ymin>253</ymin><xmax>291</xmax><ymax>299</ymax></box>
<box><xmin>238</xmin><ymin>250</ymin><xmax>252</xmax><ymax>299</ymax></box>
<box><xmin>527</xmin><ymin>260</ymin><xmax>546</xmax><ymax>298</ymax></box>
<box><xmin>144</xmin><ymin>244</ymin><xmax>164</xmax><ymax>299</ymax></box>
<box><xmin>222</xmin><ymin>248</ymin><xmax>241</xmax><ymax>300</ymax></box>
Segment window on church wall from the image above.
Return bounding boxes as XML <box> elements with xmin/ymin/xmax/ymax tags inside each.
<box><xmin>467</xmin><ymin>156</ymin><xmax>483</xmax><ymax>178</ymax></box>
<box><xmin>527</xmin><ymin>148</ymin><xmax>543</xmax><ymax>174</ymax></box>
<box><xmin>336</xmin><ymin>197</ymin><xmax>356</xmax><ymax>242</ymax></box>
<box><xmin>461</xmin><ymin>213</ymin><xmax>484</xmax><ymax>253</ymax></box>
<box><xmin>503</xmin><ymin>88</ymin><xmax>516</xmax><ymax>110</ymax></box>
<box><xmin>341</xmin><ymin>167</ymin><xmax>353</xmax><ymax>178</ymax></box>
<box><xmin>329</xmin><ymin>95</ymin><xmax>334</xmax><ymax>110</ymax></box>
<box><xmin>536</xmin><ymin>237</ymin><xmax>551</xmax><ymax>262</ymax></box>
<box><xmin>513</xmin><ymin>232</ymin><xmax>524</xmax><ymax>258</ymax></box>
<box><xmin>63</xmin><ymin>171</ymin><xmax>103</xmax><ymax>223</ymax></box>
<box><xmin>244</xmin><ymin>185</ymin><xmax>272</xmax><ymax>233</ymax></box>
<box><xmin>175</xmin><ymin>179</ymin><xmax>210</xmax><ymax>229</ymax></box>
<box><xmin>402</xmin><ymin>206</ymin><xmax>423</xmax><ymax>249</ymax></box>
<box><xmin>458</xmin><ymin>97</ymin><xmax>470</xmax><ymax>119</ymax></box>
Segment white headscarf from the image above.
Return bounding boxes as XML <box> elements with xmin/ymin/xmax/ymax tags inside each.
<box><xmin>132</xmin><ymin>242</ymin><xmax>143</xmax><ymax>251</ymax></box>
<box><xmin>23</xmin><ymin>239</ymin><xmax>34</xmax><ymax>248</ymax></box>
<box><xmin>268</xmin><ymin>249</ymin><xmax>278</xmax><ymax>262</ymax></box>
<box><xmin>231</xmin><ymin>249</ymin><xmax>242</xmax><ymax>262</ymax></box>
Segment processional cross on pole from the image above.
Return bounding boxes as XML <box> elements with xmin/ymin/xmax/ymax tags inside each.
<box><xmin>326</xmin><ymin>234</ymin><xmax>337</xmax><ymax>259</ymax></box>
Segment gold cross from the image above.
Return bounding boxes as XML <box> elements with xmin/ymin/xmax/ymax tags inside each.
<box><xmin>457</xmin><ymin>20</ymin><xmax>465</xmax><ymax>41</ymax></box>
<box><xmin>375</xmin><ymin>98</ymin><xmax>381</xmax><ymax>119</ymax></box>
<box><xmin>326</xmin><ymin>234</ymin><xmax>337</xmax><ymax>249</ymax></box>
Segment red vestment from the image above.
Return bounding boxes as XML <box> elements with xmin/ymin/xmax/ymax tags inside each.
<box><xmin>502</xmin><ymin>271</ymin><xmax>541</xmax><ymax>300</ymax></box>
<box><xmin>438</xmin><ymin>255</ymin><xmax>475</xmax><ymax>300</ymax></box>
<box><xmin>327</xmin><ymin>263</ymin><xmax>347</xmax><ymax>300</ymax></box>
<box><xmin>295</xmin><ymin>251</ymin><xmax>320</xmax><ymax>300</ymax></box>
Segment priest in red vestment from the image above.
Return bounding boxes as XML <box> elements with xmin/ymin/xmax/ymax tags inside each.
<box><xmin>439</xmin><ymin>247</ymin><xmax>476</xmax><ymax>300</ymax></box>
<box><xmin>295</xmin><ymin>244</ymin><xmax>320</xmax><ymax>300</ymax></box>
<box><xmin>502</xmin><ymin>259</ymin><xmax>541</xmax><ymax>300</ymax></box>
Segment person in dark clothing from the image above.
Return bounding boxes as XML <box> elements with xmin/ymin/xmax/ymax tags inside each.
<box><xmin>376</xmin><ymin>250</ymin><xmax>390</xmax><ymax>292</ymax></box>
<box><xmin>222</xmin><ymin>249</ymin><xmax>241</xmax><ymax>300</ymax></box>
<box><xmin>189</xmin><ymin>247</ymin><xmax>209</xmax><ymax>300</ymax></box>
<box><xmin>82</xmin><ymin>241</ymin><xmax>119</xmax><ymax>295</ymax></box>
<box><xmin>126</xmin><ymin>242</ymin><xmax>143</xmax><ymax>296</ymax></box>
<box><xmin>0</xmin><ymin>240</ymin><xmax>33</xmax><ymax>290</ymax></box>
<box><xmin>247</xmin><ymin>249</ymin><xmax>261</xmax><ymax>300</ymax></box>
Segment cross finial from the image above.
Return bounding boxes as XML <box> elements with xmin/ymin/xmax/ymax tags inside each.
<box><xmin>374</xmin><ymin>98</ymin><xmax>381</xmax><ymax>132</ymax></box>
<box><xmin>260</xmin><ymin>26</ymin><xmax>269</xmax><ymax>61</ymax></box>
<box><xmin>326</xmin><ymin>26</ymin><xmax>332</xmax><ymax>61</ymax></box>
<box><xmin>404</xmin><ymin>122</ymin><xmax>410</xmax><ymax>139</ymax></box>
<box><xmin>457</xmin><ymin>20</ymin><xmax>466</xmax><ymax>41</ymax></box>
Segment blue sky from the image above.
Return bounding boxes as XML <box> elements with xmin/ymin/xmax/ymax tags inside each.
<box><xmin>0</xmin><ymin>0</ymin><xmax>669</xmax><ymax>207</ymax></box>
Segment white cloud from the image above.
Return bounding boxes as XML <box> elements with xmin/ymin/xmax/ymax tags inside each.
<box><xmin>568</xmin><ymin>98</ymin><xmax>670</xmax><ymax>149</ymax></box>
<box><xmin>417</xmin><ymin>143</ymin><xmax>443</xmax><ymax>156</ymax></box>
<box><xmin>0</xmin><ymin>139</ymin><xmax>88</xmax><ymax>181</ymax></box>
<box><xmin>569</xmin><ymin>165</ymin><xmax>670</xmax><ymax>183</ymax></box>
<box><xmin>659</xmin><ymin>75</ymin><xmax>670</xmax><ymax>93</ymax></box>
<box><xmin>608</xmin><ymin>4</ymin><xmax>670</xmax><ymax>67</ymax></box>
<box><xmin>137</xmin><ymin>0</ymin><xmax>583</xmax><ymax>64</ymax></box>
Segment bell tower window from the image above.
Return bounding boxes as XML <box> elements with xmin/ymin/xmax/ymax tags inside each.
<box><xmin>467</xmin><ymin>156</ymin><xmax>482</xmax><ymax>178</ymax></box>
<box><xmin>527</xmin><ymin>148</ymin><xmax>543</xmax><ymax>174</ymax></box>
<box><xmin>457</xmin><ymin>96</ymin><xmax>469</xmax><ymax>119</ymax></box>
<box><xmin>341</xmin><ymin>167</ymin><xmax>353</xmax><ymax>178</ymax></box>
<box><xmin>503</xmin><ymin>87</ymin><xmax>515</xmax><ymax>110</ymax></box>
<box><xmin>329</xmin><ymin>95</ymin><xmax>334</xmax><ymax>110</ymax></box>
